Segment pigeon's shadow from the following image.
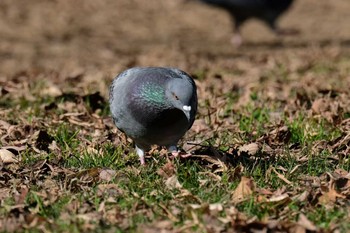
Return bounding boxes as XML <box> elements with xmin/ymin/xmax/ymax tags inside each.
<box><xmin>187</xmin><ymin>145</ymin><xmax>277</xmax><ymax>172</ymax></box>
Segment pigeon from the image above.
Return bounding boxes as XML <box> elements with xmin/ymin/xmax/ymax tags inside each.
<box><xmin>197</xmin><ymin>0</ymin><xmax>296</xmax><ymax>46</ymax></box>
<box><xmin>109</xmin><ymin>67</ymin><xmax>198</xmax><ymax>165</ymax></box>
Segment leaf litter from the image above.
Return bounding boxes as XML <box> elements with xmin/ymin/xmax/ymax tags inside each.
<box><xmin>1</xmin><ymin>0</ymin><xmax>350</xmax><ymax>232</ymax></box>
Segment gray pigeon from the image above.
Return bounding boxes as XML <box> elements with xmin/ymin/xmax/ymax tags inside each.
<box><xmin>109</xmin><ymin>67</ymin><xmax>198</xmax><ymax>164</ymax></box>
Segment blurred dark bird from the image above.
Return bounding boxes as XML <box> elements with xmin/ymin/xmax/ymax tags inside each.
<box><xmin>197</xmin><ymin>0</ymin><xmax>297</xmax><ymax>46</ymax></box>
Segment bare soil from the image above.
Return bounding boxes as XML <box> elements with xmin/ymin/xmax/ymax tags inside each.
<box><xmin>1</xmin><ymin>0</ymin><xmax>350</xmax><ymax>78</ymax></box>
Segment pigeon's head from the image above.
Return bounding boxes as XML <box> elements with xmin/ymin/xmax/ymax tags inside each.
<box><xmin>165</xmin><ymin>76</ymin><xmax>197</xmax><ymax>122</ymax></box>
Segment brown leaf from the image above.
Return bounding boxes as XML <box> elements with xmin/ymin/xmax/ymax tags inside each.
<box><xmin>209</xmin><ymin>203</ymin><xmax>223</xmax><ymax>215</ymax></box>
<box><xmin>0</xmin><ymin>120</ymin><xmax>11</xmax><ymax>132</ymax></box>
<box><xmin>14</xmin><ymin>186</ymin><xmax>29</xmax><ymax>205</ymax></box>
<box><xmin>190</xmin><ymin>118</ymin><xmax>210</xmax><ymax>133</ymax></box>
<box><xmin>24</xmin><ymin>214</ymin><xmax>47</xmax><ymax>227</ymax></box>
<box><xmin>157</xmin><ymin>161</ymin><xmax>176</xmax><ymax>178</ymax></box>
<box><xmin>40</xmin><ymin>83</ymin><xmax>62</xmax><ymax>97</ymax></box>
<box><xmin>311</xmin><ymin>98</ymin><xmax>328</xmax><ymax>114</ymax></box>
<box><xmin>232</xmin><ymin>177</ymin><xmax>255</xmax><ymax>203</ymax></box>
<box><xmin>272</xmin><ymin>167</ymin><xmax>292</xmax><ymax>185</ymax></box>
<box><xmin>330</xmin><ymin>169</ymin><xmax>350</xmax><ymax>191</ymax></box>
<box><xmin>1</xmin><ymin>145</ymin><xmax>27</xmax><ymax>153</ymax></box>
<box><xmin>297</xmin><ymin>213</ymin><xmax>317</xmax><ymax>231</ymax></box>
<box><xmin>137</xmin><ymin>220</ymin><xmax>174</xmax><ymax>233</ymax></box>
<box><xmin>99</xmin><ymin>168</ymin><xmax>116</xmax><ymax>182</ymax></box>
<box><xmin>191</xmin><ymin>154</ymin><xmax>228</xmax><ymax>173</ymax></box>
<box><xmin>318</xmin><ymin>185</ymin><xmax>346</xmax><ymax>205</ymax></box>
<box><xmin>97</xmin><ymin>184</ymin><xmax>123</xmax><ymax>197</ymax></box>
<box><xmin>294</xmin><ymin>191</ymin><xmax>309</xmax><ymax>202</ymax></box>
<box><xmin>239</xmin><ymin>143</ymin><xmax>259</xmax><ymax>156</ymax></box>
<box><xmin>290</xmin><ymin>224</ymin><xmax>307</xmax><ymax>233</ymax></box>
<box><xmin>0</xmin><ymin>149</ymin><xmax>18</xmax><ymax>164</ymax></box>
<box><xmin>73</xmin><ymin>168</ymin><xmax>100</xmax><ymax>182</ymax></box>
<box><xmin>0</xmin><ymin>188</ymin><xmax>12</xmax><ymax>201</ymax></box>
<box><xmin>266</xmin><ymin>193</ymin><xmax>290</xmax><ymax>205</ymax></box>
<box><xmin>165</xmin><ymin>175</ymin><xmax>183</xmax><ymax>190</ymax></box>
<box><xmin>158</xmin><ymin>204</ymin><xmax>179</xmax><ymax>222</ymax></box>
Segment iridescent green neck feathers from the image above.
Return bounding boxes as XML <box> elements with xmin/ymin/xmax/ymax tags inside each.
<box><xmin>139</xmin><ymin>82</ymin><xmax>167</xmax><ymax>107</ymax></box>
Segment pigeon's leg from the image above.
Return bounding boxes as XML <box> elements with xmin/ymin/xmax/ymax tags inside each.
<box><xmin>135</xmin><ymin>145</ymin><xmax>145</xmax><ymax>165</ymax></box>
<box><xmin>168</xmin><ymin>145</ymin><xmax>192</xmax><ymax>159</ymax></box>
<box><xmin>168</xmin><ymin>145</ymin><xmax>179</xmax><ymax>157</ymax></box>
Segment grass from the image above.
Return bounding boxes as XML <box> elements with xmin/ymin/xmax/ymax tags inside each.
<box><xmin>2</xmin><ymin>88</ymin><xmax>349</xmax><ymax>233</ymax></box>
<box><xmin>2</xmin><ymin>0</ymin><xmax>350</xmax><ymax>231</ymax></box>
<box><xmin>1</xmin><ymin>52</ymin><xmax>350</xmax><ymax>233</ymax></box>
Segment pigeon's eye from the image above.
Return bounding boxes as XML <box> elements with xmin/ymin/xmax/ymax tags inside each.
<box><xmin>172</xmin><ymin>92</ymin><xmax>179</xmax><ymax>100</ymax></box>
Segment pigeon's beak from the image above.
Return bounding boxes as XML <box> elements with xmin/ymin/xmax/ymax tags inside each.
<box><xmin>182</xmin><ymin>105</ymin><xmax>192</xmax><ymax>121</ymax></box>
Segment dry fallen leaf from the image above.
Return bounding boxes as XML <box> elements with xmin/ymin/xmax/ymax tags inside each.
<box><xmin>239</xmin><ymin>143</ymin><xmax>259</xmax><ymax>156</ymax></box>
<box><xmin>97</xmin><ymin>184</ymin><xmax>123</xmax><ymax>197</ymax></box>
<box><xmin>297</xmin><ymin>213</ymin><xmax>317</xmax><ymax>231</ymax></box>
<box><xmin>1</xmin><ymin>1</ymin><xmax>350</xmax><ymax>231</ymax></box>
<box><xmin>294</xmin><ymin>191</ymin><xmax>309</xmax><ymax>202</ymax></box>
<box><xmin>157</xmin><ymin>161</ymin><xmax>176</xmax><ymax>178</ymax></box>
<box><xmin>232</xmin><ymin>176</ymin><xmax>255</xmax><ymax>203</ymax></box>
<box><xmin>318</xmin><ymin>184</ymin><xmax>346</xmax><ymax>206</ymax></box>
<box><xmin>267</xmin><ymin>193</ymin><xmax>290</xmax><ymax>203</ymax></box>
<box><xmin>272</xmin><ymin>167</ymin><xmax>292</xmax><ymax>185</ymax></box>
<box><xmin>311</xmin><ymin>98</ymin><xmax>328</xmax><ymax>114</ymax></box>
<box><xmin>99</xmin><ymin>168</ymin><xmax>116</xmax><ymax>182</ymax></box>
<box><xmin>14</xmin><ymin>186</ymin><xmax>29</xmax><ymax>205</ymax></box>
<box><xmin>40</xmin><ymin>83</ymin><xmax>62</xmax><ymax>97</ymax></box>
<box><xmin>209</xmin><ymin>203</ymin><xmax>223</xmax><ymax>215</ymax></box>
<box><xmin>192</xmin><ymin>154</ymin><xmax>228</xmax><ymax>173</ymax></box>
<box><xmin>0</xmin><ymin>149</ymin><xmax>18</xmax><ymax>164</ymax></box>
<box><xmin>165</xmin><ymin>175</ymin><xmax>182</xmax><ymax>189</ymax></box>
<box><xmin>0</xmin><ymin>120</ymin><xmax>11</xmax><ymax>129</ymax></box>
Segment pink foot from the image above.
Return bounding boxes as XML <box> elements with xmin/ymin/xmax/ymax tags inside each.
<box><xmin>136</xmin><ymin>145</ymin><xmax>146</xmax><ymax>165</ymax></box>
<box><xmin>170</xmin><ymin>151</ymin><xmax>192</xmax><ymax>159</ymax></box>
<box><xmin>139</xmin><ymin>156</ymin><xmax>145</xmax><ymax>165</ymax></box>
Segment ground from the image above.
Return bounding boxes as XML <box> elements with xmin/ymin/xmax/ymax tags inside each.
<box><xmin>0</xmin><ymin>0</ymin><xmax>350</xmax><ymax>232</ymax></box>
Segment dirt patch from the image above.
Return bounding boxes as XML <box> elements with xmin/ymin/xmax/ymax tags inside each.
<box><xmin>1</xmin><ymin>0</ymin><xmax>350</xmax><ymax>76</ymax></box>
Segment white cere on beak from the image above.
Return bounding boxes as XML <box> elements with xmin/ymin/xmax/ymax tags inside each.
<box><xmin>183</xmin><ymin>105</ymin><xmax>191</xmax><ymax>111</ymax></box>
